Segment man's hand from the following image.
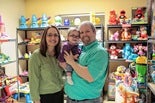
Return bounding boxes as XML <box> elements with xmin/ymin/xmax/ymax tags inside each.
<box><xmin>64</xmin><ymin>51</ymin><xmax>75</xmax><ymax>65</ymax></box>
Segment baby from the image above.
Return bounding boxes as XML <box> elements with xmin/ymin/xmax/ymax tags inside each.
<box><xmin>58</xmin><ymin>27</ymin><xmax>81</xmax><ymax>85</ymax></box>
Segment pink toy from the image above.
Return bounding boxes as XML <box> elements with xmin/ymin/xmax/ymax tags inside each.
<box><xmin>110</xmin><ymin>31</ymin><xmax>120</xmax><ymax>41</ymax></box>
<box><xmin>134</xmin><ymin>44</ymin><xmax>147</xmax><ymax>56</ymax></box>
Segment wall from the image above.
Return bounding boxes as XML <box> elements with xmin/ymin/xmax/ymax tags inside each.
<box><xmin>25</xmin><ymin>0</ymin><xmax>147</xmax><ymax>27</ymax></box>
<box><xmin>0</xmin><ymin>0</ymin><xmax>25</xmax><ymax>76</ymax></box>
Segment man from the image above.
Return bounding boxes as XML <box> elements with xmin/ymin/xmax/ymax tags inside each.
<box><xmin>62</xmin><ymin>21</ymin><xmax>109</xmax><ymax>103</ymax></box>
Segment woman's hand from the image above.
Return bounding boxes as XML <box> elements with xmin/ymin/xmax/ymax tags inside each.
<box><xmin>64</xmin><ymin>51</ymin><xmax>75</xmax><ymax>65</ymax></box>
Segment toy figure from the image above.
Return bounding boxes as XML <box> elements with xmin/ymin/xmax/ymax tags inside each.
<box><xmin>30</xmin><ymin>14</ymin><xmax>40</xmax><ymax>28</ymax></box>
<box><xmin>114</xmin><ymin>65</ymin><xmax>126</xmax><ymax>80</ymax></box>
<box><xmin>121</xmin><ymin>27</ymin><xmax>132</xmax><ymax>40</ymax></box>
<box><xmin>108</xmin><ymin>10</ymin><xmax>118</xmax><ymax>25</ymax></box>
<box><xmin>135</xmin><ymin>56</ymin><xmax>147</xmax><ymax>83</ymax></box>
<box><xmin>133</xmin><ymin>7</ymin><xmax>145</xmax><ymax>22</ymax></box>
<box><xmin>54</xmin><ymin>16</ymin><xmax>62</xmax><ymax>26</ymax></box>
<box><xmin>109</xmin><ymin>31</ymin><xmax>120</xmax><ymax>41</ymax></box>
<box><xmin>19</xmin><ymin>16</ymin><xmax>29</xmax><ymax>28</ymax></box>
<box><xmin>118</xmin><ymin>10</ymin><xmax>127</xmax><ymax>24</ymax></box>
<box><xmin>138</xmin><ymin>26</ymin><xmax>148</xmax><ymax>40</ymax></box>
<box><xmin>40</xmin><ymin>14</ymin><xmax>51</xmax><ymax>27</ymax></box>
<box><xmin>118</xmin><ymin>84</ymin><xmax>139</xmax><ymax>103</ymax></box>
<box><xmin>134</xmin><ymin>44</ymin><xmax>147</xmax><ymax>56</ymax></box>
<box><xmin>122</xmin><ymin>43</ymin><xmax>138</xmax><ymax>61</ymax></box>
<box><xmin>64</xmin><ymin>18</ymin><xmax>70</xmax><ymax>26</ymax></box>
<box><xmin>108</xmin><ymin>44</ymin><xmax>120</xmax><ymax>59</ymax></box>
<box><xmin>0</xmin><ymin>15</ymin><xmax>10</xmax><ymax>39</ymax></box>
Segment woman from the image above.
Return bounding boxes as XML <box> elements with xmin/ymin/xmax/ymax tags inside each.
<box><xmin>28</xmin><ymin>25</ymin><xmax>64</xmax><ymax>103</ymax></box>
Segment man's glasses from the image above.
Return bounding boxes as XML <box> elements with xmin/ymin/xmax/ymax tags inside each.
<box><xmin>69</xmin><ymin>35</ymin><xmax>80</xmax><ymax>39</ymax></box>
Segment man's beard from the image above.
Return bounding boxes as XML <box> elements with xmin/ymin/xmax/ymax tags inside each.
<box><xmin>82</xmin><ymin>36</ymin><xmax>90</xmax><ymax>45</ymax></box>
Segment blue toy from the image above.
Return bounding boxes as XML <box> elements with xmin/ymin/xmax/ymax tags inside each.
<box><xmin>40</xmin><ymin>14</ymin><xmax>50</xmax><ymax>27</ymax></box>
<box><xmin>19</xmin><ymin>16</ymin><xmax>29</xmax><ymax>28</ymax></box>
<box><xmin>64</xmin><ymin>18</ymin><xmax>70</xmax><ymax>26</ymax></box>
<box><xmin>30</xmin><ymin>14</ymin><xmax>40</xmax><ymax>28</ymax></box>
<box><xmin>122</xmin><ymin>43</ymin><xmax>138</xmax><ymax>61</ymax></box>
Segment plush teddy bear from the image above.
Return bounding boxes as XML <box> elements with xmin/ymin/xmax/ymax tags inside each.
<box><xmin>109</xmin><ymin>10</ymin><xmax>118</xmax><ymax>25</ymax></box>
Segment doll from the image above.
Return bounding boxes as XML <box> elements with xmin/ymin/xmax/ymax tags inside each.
<box><xmin>134</xmin><ymin>7</ymin><xmax>144</xmax><ymax>22</ymax></box>
<box><xmin>134</xmin><ymin>44</ymin><xmax>147</xmax><ymax>56</ymax></box>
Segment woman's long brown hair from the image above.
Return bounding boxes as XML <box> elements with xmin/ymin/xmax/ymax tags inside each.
<box><xmin>40</xmin><ymin>25</ymin><xmax>61</xmax><ymax>58</ymax></box>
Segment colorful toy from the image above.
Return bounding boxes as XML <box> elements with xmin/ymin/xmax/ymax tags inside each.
<box><xmin>134</xmin><ymin>44</ymin><xmax>147</xmax><ymax>56</ymax></box>
<box><xmin>109</xmin><ymin>31</ymin><xmax>120</xmax><ymax>41</ymax></box>
<box><xmin>19</xmin><ymin>16</ymin><xmax>29</xmax><ymax>28</ymax></box>
<box><xmin>54</xmin><ymin>16</ymin><xmax>62</xmax><ymax>26</ymax></box>
<box><xmin>118</xmin><ymin>10</ymin><xmax>127</xmax><ymax>24</ymax></box>
<box><xmin>74</xmin><ymin>17</ymin><xmax>81</xmax><ymax>26</ymax></box>
<box><xmin>134</xmin><ymin>7</ymin><xmax>145</xmax><ymax>22</ymax></box>
<box><xmin>114</xmin><ymin>66</ymin><xmax>126</xmax><ymax>80</ymax></box>
<box><xmin>122</xmin><ymin>43</ymin><xmax>138</xmax><ymax>61</ymax></box>
<box><xmin>135</xmin><ymin>56</ymin><xmax>147</xmax><ymax>83</ymax></box>
<box><xmin>108</xmin><ymin>10</ymin><xmax>118</xmax><ymax>25</ymax></box>
<box><xmin>117</xmin><ymin>84</ymin><xmax>139</xmax><ymax>103</ymax></box>
<box><xmin>40</xmin><ymin>14</ymin><xmax>51</xmax><ymax>27</ymax></box>
<box><xmin>108</xmin><ymin>44</ymin><xmax>121</xmax><ymax>59</ymax></box>
<box><xmin>30</xmin><ymin>14</ymin><xmax>40</xmax><ymax>28</ymax></box>
<box><xmin>64</xmin><ymin>18</ymin><xmax>70</xmax><ymax>26</ymax></box>
<box><xmin>138</xmin><ymin>26</ymin><xmax>148</xmax><ymax>40</ymax></box>
<box><xmin>121</xmin><ymin>27</ymin><xmax>132</xmax><ymax>41</ymax></box>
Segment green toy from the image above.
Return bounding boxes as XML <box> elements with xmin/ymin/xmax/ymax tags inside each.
<box><xmin>135</xmin><ymin>56</ymin><xmax>147</xmax><ymax>83</ymax></box>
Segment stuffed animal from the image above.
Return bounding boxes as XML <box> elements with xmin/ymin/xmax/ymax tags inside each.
<box><xmin>133</xmin><ymin>7</ymin><xmax>145</xmax><ymax>22</ymax></box>
<box><xmin>133</xmin><ymin>44</ymin><xmax>147</xmax><ymax>56</ymax></box>
<box><xmin>138</xmin><ymin>26</ymin><xmax>148</xmax><ymax>40</ymax></box>
<box><xmin>108</xmin><ymin>44</ymin><xmax>120</xmax><ymax>59</ymax></box>
<box><xmin>114</xmin><ymin>66</ymin><xmax>126</xmax><ymax>80</ymax></box>
<box><xmin>40</xmin><ymin>14</ymin><xmax>51</xmax><ymax>27</ymax></box>
<box><xmin>109</xmin><ymin>31</ymin><xmax>120</xmax><ymax>41</ymax></box>
<box><xmin>19</xmin><ymin>16</ymin><xmax>29</xmax><ymax>28</ymax></box>
<box><xmin>118</xmin><ymin>84</ymin><xmax>139</xmax><ymax>103</ymax></box>
<box><xmin>108</xmin><ymin>10</ymin><xmax>118</xmax><ymax>25</ymax></box>
<box><xmin>121</xmin><ymin>27</ymin><xmax>132</xmax><ymax>40</ymax></box>
<box><xmin>30</xmin><ymin>14</ymin><xmax>40</xmax><ymax>28</ymax></box>
<box><xmin>135</xmin><ymin>56</ymin><xmax>147</xmax><ymax>83</ymax></box>
<box><xmin>118</xmin><ymin>10</ymin><xmax>127</xmax><ymax>24</ymax></box>
<box><xmin>122</xmin><ymin>43</ymin><xmax>138</xmax><ymax>61</ymax></box>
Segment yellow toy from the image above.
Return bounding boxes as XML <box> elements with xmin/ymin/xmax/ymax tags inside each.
<box><xmin>118</xmin><ymin>84</ymin><xmax>139</xmax><ymax>103</ymax></box>
<box><xmin>114</xmin><ymin>66</ymin><xmax>126</xmax><ymax>80</ymax></box>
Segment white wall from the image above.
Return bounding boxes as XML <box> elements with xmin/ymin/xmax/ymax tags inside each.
<box><xmin>0</xmin><ymin>0</ymin><xmax>25</xmax><ymax>76</ymax></box>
